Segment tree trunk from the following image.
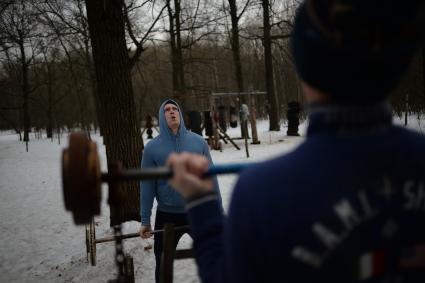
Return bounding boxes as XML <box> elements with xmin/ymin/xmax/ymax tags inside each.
<box><xmin>46</xmin><ymin>61</ymin><xmax>54</xmax><ymax>139</ymax></box>
<box><xmin>174</xmin><ymin>0</ymin><xmax>185</xmax><ymax>95</ymax></box>
<box><xmin>167</xmin><ymin>0</ymin><xmax>179</xmax><ymax>95</ymax></box>
<box><xmin>423</xmin><ymin>47</ymin><xmax>425</xmax><ymax>108</ymax></box>
<box><xmin>19</xmin><ymin>41</ymin><xmax>31</xmax><ymax>144</ymax></box>
<box><xmin>228</xmin><ymin>0</ymin><xmax>244</xmax><ymax>95</ymax></box>
<box><xmin>86</xmin><ymin>0</ymin><xmax>143</xmax><ymax>226</ymax></box>
<box><xmin>167</xmin><ymin>0</ymin><xmax>188</xmax><ymax>112</ymax></box>
<box><xmin>47</xmin><ymin>83</ymin><xmax>53</xmax><ymax>139</ymax></box>
<box><xmin>262</xmin><ymin>0</ymin><xmax>280</xmax><ymax>131</ymax></box>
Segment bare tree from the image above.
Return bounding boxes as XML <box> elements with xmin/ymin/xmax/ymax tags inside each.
<box><xmin>38</xmin><ymin>0</ymin><xmax>102</xmax><ymax>136</ymax></box>
<box><xmin>0</xmin><ymin>0</ymin><xmax>42</xmax><ymax>149</ymax></box>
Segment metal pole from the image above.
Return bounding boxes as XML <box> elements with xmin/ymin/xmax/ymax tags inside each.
<box><xmin>95</xmin><ymin>225</ymin><xmax>191</xmax><ymax>244</ymax></box>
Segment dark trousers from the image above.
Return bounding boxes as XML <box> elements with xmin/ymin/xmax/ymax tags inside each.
<box><xmin>154</xmin><ymin>210</ymin><xmax>190</xmax><ymax>283</ymax></box>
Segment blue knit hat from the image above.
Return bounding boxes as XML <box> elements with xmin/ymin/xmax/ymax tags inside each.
<box><xmin>292</xmin><ymin>0</ymin><xmax>424</xmax><ymax>104</ymax></box>
<box><xmin>163</xmin><ymin>99</ymin><xmax>179</xmax><ymax>109</ymax></box>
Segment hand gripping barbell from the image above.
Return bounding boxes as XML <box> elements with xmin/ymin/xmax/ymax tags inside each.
<box><xmin>62</xmin><ymin>132</ymin><xmax>252</xmax><ymax>225</ymax></box>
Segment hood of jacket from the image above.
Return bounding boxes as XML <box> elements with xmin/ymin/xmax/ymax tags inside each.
<box><xmin>158</xmin><ymin>99</ymin><xmax>188</xmax><ymax>138</ymax></box>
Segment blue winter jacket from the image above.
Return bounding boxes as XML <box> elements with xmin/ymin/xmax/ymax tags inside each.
<box><xmin>186</xmin><ymin>103</ymin><xmax>425</xmax><ymax>283</ymax></box>
<box><xmin>140</xmin><ymin>99</ymin><xmax>221</xmax><ymax>226</ymax></box>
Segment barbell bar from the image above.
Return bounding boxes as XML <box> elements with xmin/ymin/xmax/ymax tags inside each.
<box><xmin>101</xmin><ymin>162</ymin><xmax>250</xmax><ymax>182</ymax></box>
<box><xmin>97</xmin><ymin>225</ymin><xmax>191</xmax><ymax>244</ymax></box>
<box><xmin>62</xmin><ymin>133</ymin><xmax>252</xmax><ymax>225</ymax></box>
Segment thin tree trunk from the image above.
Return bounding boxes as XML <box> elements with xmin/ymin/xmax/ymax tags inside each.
<box><xmin>47</xmin><ymin>83</ymin><xmax>53</xmax><ymax>139</ymax></box>
<box><xmin>19</xmin><ymin>41</ymin><xmax>31</xmax><ymax>145</ymax></box>
<box><xmin>86</xmin><ymin>0</ymin><xmax>143</xmax><ymax>225</ymax></box>
<box><xmin>228</xmin><ymin>0</ymin><xmax>244</xmax><ymax>95</ymax></box>
<box><xmin>46</xmin><ymin>60</ymin><xmax>54</xmax><ymax>139</ymax></box>
<box><xmin>262</xmin><ymin>0</ymin><xmax>280</xmax><ymax>131</ymax></box>
<box><xmin>168</xmin><ymin>0</ymin><xmax>188</xmax><ymax>111</ymax></box>
<box><xmin>167</xmin><ymin>0</ymin><xmax>179</xmax><ymax>95</ymax></box>
<box><xmin>228</xmin><ymin>0</ymin><xmax>247</xmax><ymax>138</ymax></box>
<box><xmin>422</xmin><ymin>47</ymin><xmax>425</xmax><ymax>108</ymax></box>
<box><xmin>174</xmin><ymin>0</ymin><xmax>185</xmax><ymax>95</ymax></box>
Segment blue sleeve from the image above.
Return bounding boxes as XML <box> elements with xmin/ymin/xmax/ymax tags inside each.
<box><xmin>187</xmin><ymin>199</ymin><xmax>225</xmax><ymax>283</ymax></box>
<box><xmin>202</xmin><ymin>141</ymin><xmax>224</xmax><ymax>211</ymax></box>
<box><xmin>140</xmin><ymin>145</ymin><xmax>156</xmax><ymax>226</ymax></box>
<box><xmin>187</xmin><ymin>175</ymin><xmax>258</xmax><ymax>283</ymax></box>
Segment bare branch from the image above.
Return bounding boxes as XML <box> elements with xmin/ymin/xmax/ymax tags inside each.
<box><xmin>128</xmin><ymin>2</ymin><xmax>168</xmax><ymax>68</ymax></box>
<box><xmin>237</xmin><ymin>0</ymin><xmax>252</xmax><ymax>20</ymax></box>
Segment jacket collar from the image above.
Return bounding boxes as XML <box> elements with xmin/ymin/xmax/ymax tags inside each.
<box><xmin>306</xmin><ymin>101</ymin><xmax>393</xmax><ymax>136</ymax></box>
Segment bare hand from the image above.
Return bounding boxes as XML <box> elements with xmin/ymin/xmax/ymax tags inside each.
<box><xmin>139</xmin><ymin>225</ymin><xmax>153</xmax><ymax>239</ymax></box>
<box><xmin>166</xmin><ymin>153</ymin><xmax>214</xmax><ymax>199</ymax></box>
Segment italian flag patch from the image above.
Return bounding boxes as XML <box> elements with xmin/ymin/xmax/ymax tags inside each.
<box><xmin>357</xmin><ymin>251</ymin><xmax>385</xmax><ymax>280</ymax></box>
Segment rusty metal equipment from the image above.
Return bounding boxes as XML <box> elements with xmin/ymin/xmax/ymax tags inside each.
<box><xmin>62</xmin><ymin>132</ymin><xmax>251</xmax><ymax>225</ymax></box>
<box><xmin>85</xmin><ymin>220</ymin><xmax>190</xmax><ymax>266</ymax></box>
<box><xmin>62</xmin><ymin>133</ymin><xmax>101</xmax><ymax>225</ymax></box>
<box><xmin>62</xmin><ymin>132</ymin><xmax>249</xmax><ymax>283</ymax></box>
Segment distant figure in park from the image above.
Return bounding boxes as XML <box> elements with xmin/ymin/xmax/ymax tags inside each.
<box><xmin>287</xmin><ymin>101</ymin><xmax>301</xmax><ymax>136</ymax></box>
<box><xmin>166</xmin><ymin>0</ymin><xmax>425</xmax><ymax>282</ymax></box>
<box><xmin>239</xmin><ymin>103</ymin><xmax>250</xmax><ymax>138</ymax></box>
<box><xmin>138</xmin><ymin>99</ymin><xmax>222</xmax><ymax>283</ymax></box>
<box><xmin>145</xmin><ymin>114</ymin><xmax>154</xmax><ymax>139</ymax></box>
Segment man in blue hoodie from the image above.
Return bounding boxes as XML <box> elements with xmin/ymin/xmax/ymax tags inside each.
<box><xmin>139</xmin><ymin>99</ymin><xmax>221</xmax><ymax>283</ymax></box>
<box><xmin>166</xmin><ymin>0</ymin><xmax>425</xmax><ymax>282</ymax></box>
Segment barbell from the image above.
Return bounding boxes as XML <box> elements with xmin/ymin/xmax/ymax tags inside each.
<box><xmin>85</xmin><ymin>216</ymin><xmax>190</xmax><ymax>266</ymax></box>
<box><xmin>62</xmin><ymin>132</ymin><xmax>252</xmax><ymax>225</ymax></box>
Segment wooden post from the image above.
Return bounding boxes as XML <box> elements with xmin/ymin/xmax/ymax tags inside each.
<box><xmin>249</xmin><ymin>94</ymin><xmax>260</xmax><ymax>144</ymax></box>
<box><xmin>160</xmin><ymin>223</ymin><xmax>175</xmax><ymax>283</ymax></box>
<box><xmin>124</xmin><ymin>255</ymin><xmax>135</xmax><ymax>283</ymax></box>
<box><xmin>210</xmin><ymin>96</ymin><xmax>220</xmax><ymax>150</ymax></box>
<box><xmin>244</xmin><ymin>128</ymin><xmax>250</xmax><ymax>158</ymax></box>
<box><xmin>240</xmin><ymin>104</ymin><xmax>250</xmax><ymax>158</ymax></box>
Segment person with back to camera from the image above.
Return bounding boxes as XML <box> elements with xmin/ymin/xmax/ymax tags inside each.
<box><xmin>166</xmin><ymin>0</ymin><xmax>425</xmax><ymax>282</ymax></box>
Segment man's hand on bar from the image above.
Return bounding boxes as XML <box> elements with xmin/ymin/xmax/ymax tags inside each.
<box><xmin>166</xmin><ymin>153</ymin><xmax>214</xmax><ymax>200</ymax></box>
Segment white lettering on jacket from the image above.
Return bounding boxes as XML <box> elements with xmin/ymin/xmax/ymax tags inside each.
<box><xmin>291</xmin><ymin>178</ymin><xmax>424</xmax><ymax>268</ymax></box>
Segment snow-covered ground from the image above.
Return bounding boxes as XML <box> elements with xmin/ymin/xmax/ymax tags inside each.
<box><xmin>0</xmin><ymin>115</ymin><xmax>424</xmax><ymax>283</ymax></box>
